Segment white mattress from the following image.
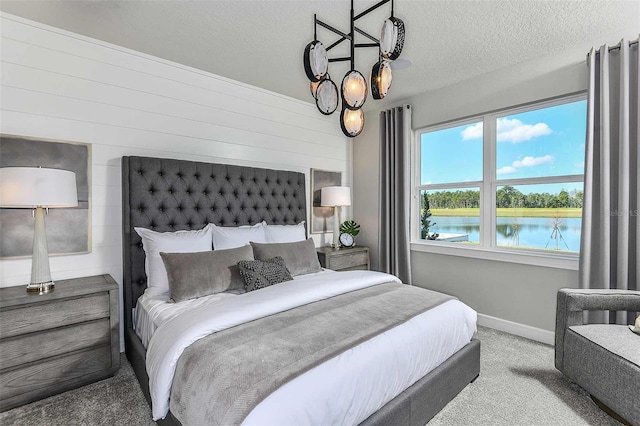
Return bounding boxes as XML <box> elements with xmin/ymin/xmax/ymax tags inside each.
<box><xmin>139</xmin><ymin>270</ymin><xmax>477</xmax><ymax>423</ymax></box>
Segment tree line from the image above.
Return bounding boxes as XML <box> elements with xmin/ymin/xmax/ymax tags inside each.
<box><xmin>424</xmin><ymin>186</ymin><xmax>583</xmax><ymax>209</ymax></box>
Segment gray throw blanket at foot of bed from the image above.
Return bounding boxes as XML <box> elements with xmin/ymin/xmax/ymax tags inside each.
<box><xmin>170</xmin><ymin>282</ymin><xmax>454</xmax><ymax>425</ymax></box>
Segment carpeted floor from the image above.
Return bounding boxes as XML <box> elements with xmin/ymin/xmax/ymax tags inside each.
<box><xmin>0</xmin><ymin>353</ymin><xmax>155</xmax><ymax>426</ymax></box>
<box><xmin>429</xmin><ymin>327</ymin><xmax>620</xmax><ymax>426</ymax></box>
<box><xmin>0</xmin><ymin>326</ymin><xmax>622</xmax><ymax>426</ymax></box>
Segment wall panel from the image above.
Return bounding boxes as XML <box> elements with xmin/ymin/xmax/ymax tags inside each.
<box><xmin>0</xmin><ymin>13</ymin><xmax>351</xmax><ymax>350</ymax></box>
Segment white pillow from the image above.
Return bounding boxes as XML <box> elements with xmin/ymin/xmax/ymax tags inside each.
<box><xmin>135</xmin><ymin>225</ymin><xmax>212</xmax><ymax>297</ymax></box>
<box><xmin>263</xmin><ymin>221</ymin><xmax>306</xmax><ymax>243</ymax></box>
<box><xmin>210</xmin><ymin>222</ymin><xmax>267</xmax><ymax>250</ymax></box>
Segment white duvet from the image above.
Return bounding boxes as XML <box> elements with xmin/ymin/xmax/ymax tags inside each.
<box><xmin>145</xmin><ymin>270</ymin><xmax>476</xmax><ymax>423</ymax></box>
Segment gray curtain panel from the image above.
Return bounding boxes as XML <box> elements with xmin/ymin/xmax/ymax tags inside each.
<box><xmin>579</xmin><ymin>38</ymin><xmax>639</xmax><ymax>324</ymax></box>
<box><xmin>379</xmin><ymin>105</ymin><xmax>412</xmax><ymax>284</ymax></box>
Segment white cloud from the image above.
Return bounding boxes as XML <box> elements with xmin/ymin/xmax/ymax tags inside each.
<box><xmin>497</xmin><ymin>155</ymin><xmax>554</xmax><ymax>175</ymax></box>
<box><xmin>513</xmin><ymin>155</ymin><xmax>553</xmax><ymax>168</ymax></box>
<box><xmin>497</xmin><ymin>118</ymin><xmax>552</xmax><ymax>143</ymax></box>
<box><xmin>461</xmin><ymin>118</ymin><xmax>551</xmax><ymax>143</ymax></box>
<box><xmin>461</xmin><ymin>122</ymin><xmax>483</xmax><ymax>140</ymax></box>
<box><xmin>496</xmin><ymin>166</ymin><xmax>517</xmax><ymax>175</ymax></box>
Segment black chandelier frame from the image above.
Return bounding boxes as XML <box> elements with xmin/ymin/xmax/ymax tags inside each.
<box><xmin>306</xmin><ymin>0</ymin><xmax>403</xmax><ymax>138</ymax></box>
<box><xmin>314</xmin><ymin>0</ymin><xmax>394</xmax><ymax>70</ymax></box>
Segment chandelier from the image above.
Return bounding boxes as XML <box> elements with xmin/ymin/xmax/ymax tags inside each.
<box><xmin>303</xmin><ymin>0</ymin><xmax>405</xmax><ymax>138</ymax></box>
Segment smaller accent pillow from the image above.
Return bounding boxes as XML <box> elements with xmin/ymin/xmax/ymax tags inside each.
<box><xmin>160</xmin><ymin>245</ymin><xmax>254</xmax><ymax>302</ymax></box>
<box><xmin>238</xmin><ymin>257</ymin><xmax>293</xmax><ymax>292</ymax></box>
<box><xmin>263</xmin><ymin>221</ymin><xmax>306</xmax><ymax>243</ymax></box>
<box><xmin>210</xmin><ymin>222</ymin><xmax>266</xmax><ymax>250</ymax></box>
<box><xmin>251</xmin><ymin>238</ymin><xmax>321</xmax><ymax>276</ymax></box>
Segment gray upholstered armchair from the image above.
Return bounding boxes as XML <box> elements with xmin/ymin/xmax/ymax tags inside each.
<box><xmin>555</xmin><ymin>288</ymin><xmax>640</xmax><ymax>425</ymax></box>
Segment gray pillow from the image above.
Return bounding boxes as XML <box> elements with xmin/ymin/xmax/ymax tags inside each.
<box><xmin>160</xmin><ymin>245</ymin><xmax>254</xmax><ymax>302</ymax></box>
<box><xmin>237</xmin><ymin>256</ymin><xmax>293</xmax><ymax>292</ymax></box>
<box><xmin>250</xmin><ymin>238</ymin><xmax>321</xmax><ymax>276</ymax></box>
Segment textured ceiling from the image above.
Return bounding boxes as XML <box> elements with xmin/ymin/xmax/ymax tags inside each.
<box><xmin>1</xmin><ymin>1</ymin><xmax>639</xmax><ymax>110</ymax></box>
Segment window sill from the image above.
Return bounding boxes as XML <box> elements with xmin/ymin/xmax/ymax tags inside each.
<box><xmin>410</xmin><ymin>241</ymin><xmax>579</xmax><ymax>271</ymax></box>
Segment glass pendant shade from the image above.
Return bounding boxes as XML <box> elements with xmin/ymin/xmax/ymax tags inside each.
<box><xmin>341</xmin><ymin>70</ymin><xmax>367</xmax><ymax>110</ymax></box>
<box><xmin>340</xmin><ymin>107</ymin><xmax>365</xmax><ymax>137</ymax></box>
<box><xmin>315</xmin><ymin>78</ymin><xmax>339</xmax><ymax>115</ymax></box>
<box><xmin>310</xmin><ymin>79</ymin><xmax>321</xmax><ymax>98</ymax></box>
<box><xmin>303</xmin><ymin>4</ymin><xmax>406</xmax><ymax>137</ymax></box>
<box><xmin>380</xmin><ymin>17</ymin><xmax>405</xmax><ymax>60</ymax></box>
<box><xmin>311</xmin><ymin>73</ymin><xmax>331</xmax><ymax>98</ymax></box>
<box><xmin>303</xmin><ymin>40</ymin><xmax>328</xmax><ymax>82</ymax></box>
<box><xmin>371</xmin><ymin>60</ymin><xmax>392</xmax><ymax>100</ymax></box>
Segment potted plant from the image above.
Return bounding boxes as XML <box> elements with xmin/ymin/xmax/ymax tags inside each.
<box><xmin>339</xmin><ymin>220</ymin><xmax>361</xmax><ymax>246</ymax></box>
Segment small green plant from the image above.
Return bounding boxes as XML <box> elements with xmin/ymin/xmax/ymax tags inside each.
<box><xmin>340</xmin><ymin>220</ymin><xmax>361</xmax><ymax>236</ymax></box>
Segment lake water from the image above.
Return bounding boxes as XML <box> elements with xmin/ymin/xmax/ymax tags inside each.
<box><xmin>430</xmin><ymin>216</ymin><xmax>582</xmax><ymax>252</ymax></box>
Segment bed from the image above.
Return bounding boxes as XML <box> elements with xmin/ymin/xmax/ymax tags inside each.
<box><xmin>122</xmin><ymin>155</ymin><xmax>480</xmax><ymax>425</ymax></box>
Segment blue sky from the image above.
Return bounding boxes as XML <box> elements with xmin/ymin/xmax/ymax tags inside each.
<box><xmin>421</xmin><ymin>100</ymin><xmax>587</xmax><ymax>194</ymax></box>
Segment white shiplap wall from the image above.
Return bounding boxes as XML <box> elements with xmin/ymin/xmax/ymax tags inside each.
<box><xmin>0</xmin><ymin>13</ymin><xmax>351</xmax><ymax>348</ymax></box>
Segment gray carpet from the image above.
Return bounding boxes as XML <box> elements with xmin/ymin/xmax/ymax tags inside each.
<box><xmin>0</xmin><ymin>326</ymin><xmax>622</xmax><ymax>426</ymax></box>
<box><xmin>0</xmin><ymin>355</ymin><xmax>155</xmax><ymax>426</ymax></box>
<box><xmin>429</xmin><ymin>327</ymin><xmax>621</xmax><ymax>426</ymax></box>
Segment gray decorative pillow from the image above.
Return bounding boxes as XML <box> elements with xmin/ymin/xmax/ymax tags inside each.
<box><xmin>160</xmin><ymin>245</ymin><xmax>254</xmax><ymax>302</ymax></box>
<box><xmin>250</xmin><ymin>238</ymin><xmax>321</xmax><ymax>276</ymax></box>
<box><xmin>238</xmin><ymin>257</ymin><xmax>293</xmax><ymax>292</ymax></box>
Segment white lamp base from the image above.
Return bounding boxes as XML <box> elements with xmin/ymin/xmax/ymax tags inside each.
<box><xmin>28</xmin><ymin>207</ymin><xmax>54</xmax><ymax>294</ymax></box>
<box><xmin>26</xmin><ymin>282</ymin><xmax>55</xmax><ymax>294</ymax></box>
<box><xmin>332</xmin><ymin>205</ymin><xmax>341</xmax><ymax>249</ymax></box>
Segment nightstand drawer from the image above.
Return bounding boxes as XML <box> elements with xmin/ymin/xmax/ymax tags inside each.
<box><xmin>0</xmin><ymin>319</ymin><xmax>111</xmax><ymax>370</ymax></box>
<box><xmin>329</xmin><ymin>252</ymin><xmax>369</xmax><ymax>270</ymax></box>
<box><xmin>317</xmin><ymin>246</ymin><xmax>370</xmax><ymax>271</ymax></box>
<box><xmin>0</xmin><ymin>293</ymin><xmax>109</xmax><ymax>339</ymax></box>
<box><xmin>340</xmin><ymin>264</ymin><xmax>369</xmax><ymax>271</ymax></box>
<box><xmin>0</xmin><ymin>345</ymin><xmax>112</xmax><ymax>402</ymax></box>
<box><xmin>0</xmin><ymin>274</ymin><xmax>119</xmax><ymax>412</ymax></box>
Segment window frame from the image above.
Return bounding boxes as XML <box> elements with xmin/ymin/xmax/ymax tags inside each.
<box><xmin>411</xmin><ymin>92</ymin><xmax>587</xmax><ymax>270</ymax></box>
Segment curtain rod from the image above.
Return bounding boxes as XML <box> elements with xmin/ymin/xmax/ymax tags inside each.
<box><xmin>588</xmin><ymin>38</ymin><xmax>639</xmax><ymax>59</ymax></box>
<box><xmin>596</xmin><ymin>38</ymin><xmax>638</xmax><ymax>52</ymax></box>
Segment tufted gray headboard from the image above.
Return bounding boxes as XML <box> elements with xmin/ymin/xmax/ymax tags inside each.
<box><xmin>121</xmin><ymin>156</ymin><xmax>306</xmax><ymax>330</ymax></box>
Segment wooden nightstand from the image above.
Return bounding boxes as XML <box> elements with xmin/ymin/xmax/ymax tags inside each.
<box><xmin>317</xmin><ymin>246</ymin><xmax>370</xmax><ymax>271</ymax></box>
<box><xmin>0</xmin><ymin>274</ymin><xmax>120</xmax><ymax>412</ymax></box>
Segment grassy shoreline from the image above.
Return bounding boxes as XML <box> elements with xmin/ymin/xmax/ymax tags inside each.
<box><xmin>430</xmin><ymin>208</ymin><xmax>582</xmax><ymax>218</ymax></box>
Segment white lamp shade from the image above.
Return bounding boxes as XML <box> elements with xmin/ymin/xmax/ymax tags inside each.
<box><xmin>0</xmin><ymin>167</ymin><xmax>78</xmax><ymax>208</ymax></box>
<box><xmin>321</xmin><ymin>186</ymin><xmax>351</xmax><ymax>207</ymax></box>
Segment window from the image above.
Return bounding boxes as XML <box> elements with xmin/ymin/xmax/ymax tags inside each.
<box><xmin>413</xmin><ymin>95</ymin><xmax>587</xmax><ymax>266</ymax></box>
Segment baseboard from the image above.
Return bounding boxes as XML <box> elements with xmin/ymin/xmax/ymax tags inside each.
<box><xmin>477</xmin><ymin>313</ymin><xmax>555</xmax><ymax>345</ymax></box>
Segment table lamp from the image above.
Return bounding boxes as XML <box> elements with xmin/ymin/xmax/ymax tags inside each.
<box><xmin>321</xmin><ymin>186</ymin><xmax>351</xmax><ymax>248</ymax></box>
<box><xmin>0</xmin><ymin>167</ymin><xmax>78</xmax><ymax>293</ymax></box>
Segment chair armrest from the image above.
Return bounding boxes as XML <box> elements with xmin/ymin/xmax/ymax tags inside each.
<box><xmin>558</xmin><ymin>289</ymin><xmax>640</xmax><ymax>314</ymax></box>
<box><xmin>555</xmin><ymin>289</ymin><xmax>640</xmax><ymax>371</ymax></box>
